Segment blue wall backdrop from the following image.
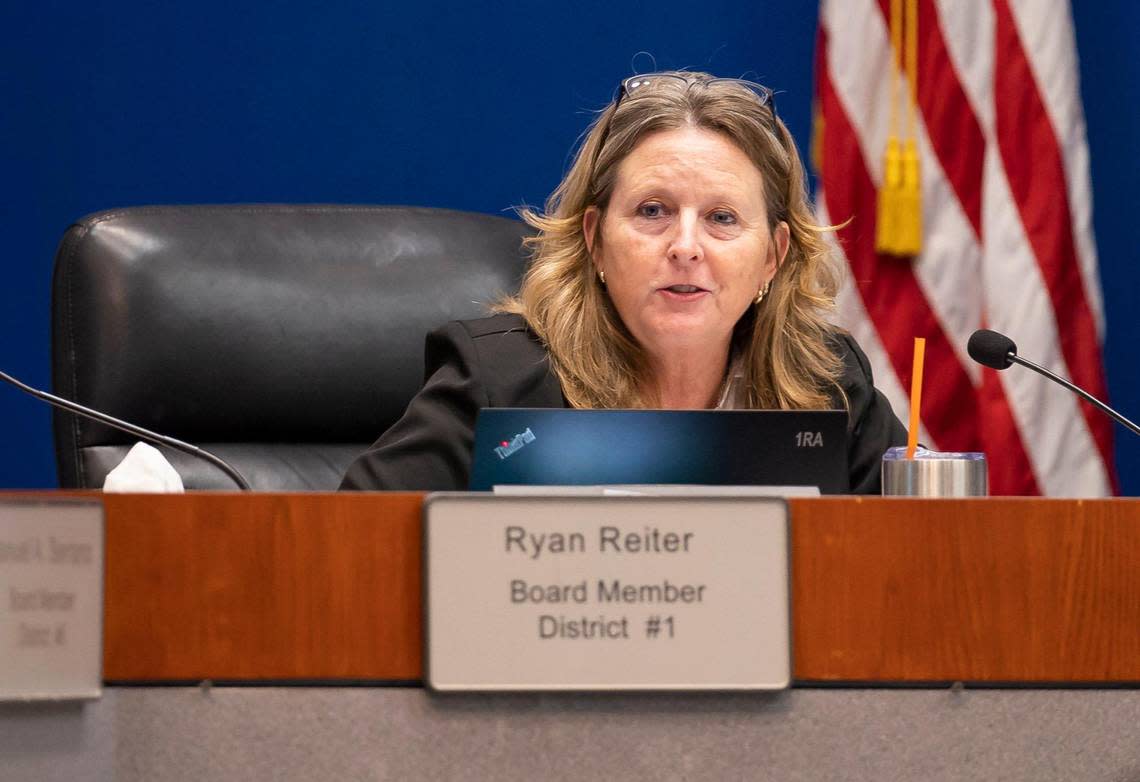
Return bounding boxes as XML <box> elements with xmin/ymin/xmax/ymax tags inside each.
<box><xmin>2</xmin><ymin>2</ymin><xmax>1137</xmax><ymax>492</ymax></box>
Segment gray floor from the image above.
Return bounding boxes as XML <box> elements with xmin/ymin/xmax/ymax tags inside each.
<box><xmin>3</xmin><ymin>687</ymin><xmax>1139</xmax><ymax>781</ymax></box>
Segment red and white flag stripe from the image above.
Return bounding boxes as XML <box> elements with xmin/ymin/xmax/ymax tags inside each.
<box><xmin>816</xmin><ymin>0</ymin><xmax>1115</xmax><ymax>495</ymax></box>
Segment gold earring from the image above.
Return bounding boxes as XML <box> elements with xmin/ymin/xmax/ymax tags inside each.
<box><xmin>755</xmin><ymin>280</ymin><xmax>771</xmax><ymax>305</ymax></box>
<box><xmin>599</xmin><ymin>270</ymin><xmax>606</xmax><ymax>285</ymax></box>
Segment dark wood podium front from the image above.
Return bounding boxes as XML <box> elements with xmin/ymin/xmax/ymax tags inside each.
<box><xmin>88</xmin><ymin>493</ymin><xmax>1140</xmax><ymax>684</ymax></box>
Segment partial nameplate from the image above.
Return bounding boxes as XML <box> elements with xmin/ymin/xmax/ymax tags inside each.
<box><xmin>425</xmin><ymin>495</ymin><xmax>789</xmax><ymax>691</ymax></box>
<box><xmin>0</xmin><ymin>499</ymin><xmax>103</xmax><ymax>701</ymax></box>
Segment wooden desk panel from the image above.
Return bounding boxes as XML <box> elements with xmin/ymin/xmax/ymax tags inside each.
<box><xmin>86</xmin><ymin>494</ymin><xmax>1140</xmax><ymax>682</ymax></box>
<box><xmin>790</xmin><ymin>497</ymin><xmax>1140</xmax><ymax>682</ymax></box>
<box><xmin>102</xmin><ymin>493</ymin><xmax>422</xmax><ymax>680</ymax></box>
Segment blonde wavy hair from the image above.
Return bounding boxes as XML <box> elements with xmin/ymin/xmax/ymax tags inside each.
<box><xmin>499</xmin><ymin>71</ymin><xmax>845</xmax><ymax>410</ymax></box>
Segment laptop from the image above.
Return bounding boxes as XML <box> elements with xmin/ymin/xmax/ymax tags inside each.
<box><xmin>469</xmin><ymin>409</ymin><xmax>849</xmax><ymax>494</ymax></box>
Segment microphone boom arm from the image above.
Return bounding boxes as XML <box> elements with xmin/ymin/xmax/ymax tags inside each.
<box><xmin>1008</xmin><ymin>354</ymin><xmax>1140</xmax><ymax>437</ymax></box>
<box><xmin>1</xmin><ymin>370</ymin><xmax>252</xmax><ymax>490</ymax></box>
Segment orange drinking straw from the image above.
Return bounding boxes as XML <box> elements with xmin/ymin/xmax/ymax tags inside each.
<box><xmin>906</xmin><ymin>337</ymin><xmax>925</xmax><ymax>459</ymax></box>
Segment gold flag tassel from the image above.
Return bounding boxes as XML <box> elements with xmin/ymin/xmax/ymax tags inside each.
<box><xmin>876</xmin><ymin>0</ymin><xmax>923</xmax><ymax>256</ymax></box>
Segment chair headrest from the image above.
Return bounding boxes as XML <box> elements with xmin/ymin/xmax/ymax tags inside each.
<box><xmin>52</xmin><ymin>205</ymin><xmax>530</xmax><ymax>450</ymax></box>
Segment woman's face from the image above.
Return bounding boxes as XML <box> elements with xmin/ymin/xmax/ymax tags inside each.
<box><xmin>584</xmin><ymin>126</ymin><xmax>789</xmax><ymax>362</ymax></box>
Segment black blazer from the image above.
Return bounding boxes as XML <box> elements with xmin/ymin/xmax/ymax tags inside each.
<box><xmin>340</xmin><ymin>313</ymin><xmax>907</xmax><ymax>493</ymax></box>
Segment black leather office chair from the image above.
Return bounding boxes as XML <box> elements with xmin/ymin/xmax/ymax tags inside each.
<box><xmin>51</xmin><ymin>205</ymin><xmax>530</xmax><ymax>490</ymax></box>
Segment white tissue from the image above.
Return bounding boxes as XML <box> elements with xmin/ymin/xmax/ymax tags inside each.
<box><xmin>102</xmin><ymin>442</ymin><xmax>185</xmax><ymax>493</ymax></box>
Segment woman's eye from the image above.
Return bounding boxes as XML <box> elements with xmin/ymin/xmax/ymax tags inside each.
<box><xmin>638</xmin><ymin>203</ymin><xmax>664</xmax><ymax>218</ymax></box>
<box><xmin>710</xmin><ymin>210</ymin><xmax>737</xmax><ymax>225</ymax></box>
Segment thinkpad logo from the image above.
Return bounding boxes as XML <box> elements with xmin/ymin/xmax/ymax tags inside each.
<box><xmin>494</xmin><ymin>427</ymin><xmax>536</xmax><ymax>460</ymax></box>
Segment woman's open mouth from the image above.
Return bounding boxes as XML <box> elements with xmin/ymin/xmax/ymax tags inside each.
<box><xmin>659</xmin><ymin>284</ymin><xmax>710</xmax><ymax>301</ymax></box>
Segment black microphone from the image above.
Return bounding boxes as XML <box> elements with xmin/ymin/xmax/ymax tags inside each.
<box><xmin>966</xmin><ymin>329</ymin><xmax>1139</xmax><ymax>437</ymax></box>
<box><xmin>1</xmin><ymin>369</ymin><xmax>252</xmax><ymax>490</ymax></box>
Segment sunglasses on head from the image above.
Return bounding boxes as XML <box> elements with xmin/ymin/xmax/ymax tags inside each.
<box><xmin>614</xmin><ymin>73</ymin><xmax>778</xmax><ymax>120</ymax></box>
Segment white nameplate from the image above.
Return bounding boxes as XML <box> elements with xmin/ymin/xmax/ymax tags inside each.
<box><xmin>0</xmin><ymin>499</ymin><xmax>103</xmax><ymax>700</ymax></box>
<box><xmin>424</xmin><ymin>495</ymin><xmax>789</xmax><ymax>691</ymax></box>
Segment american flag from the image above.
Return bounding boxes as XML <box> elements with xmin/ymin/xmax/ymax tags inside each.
<box><xmin>814</xmin><ymin>0</ymin><xmax>1115</xmax><ymax>496</ymax></box>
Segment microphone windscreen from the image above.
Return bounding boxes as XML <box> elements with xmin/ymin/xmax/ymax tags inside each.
<box><xmin>967</xmin><ymin>329</ymin><xmax>1017</xmax><ymax>370</ymax></box>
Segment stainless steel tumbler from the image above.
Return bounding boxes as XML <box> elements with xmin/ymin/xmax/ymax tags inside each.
<box><xmin>881</xmin><ymin>446</ymin><xmax>988</xmax><ymax>497</ymax></box>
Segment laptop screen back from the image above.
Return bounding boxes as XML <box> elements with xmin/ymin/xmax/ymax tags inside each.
<box><xmin>470</xmin><ymin>409</ymin><xmax>849</xmax><ymax>494</ymax></box>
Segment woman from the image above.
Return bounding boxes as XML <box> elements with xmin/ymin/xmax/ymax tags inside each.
<box><xmin>341</xmin><ymin>71</ymin><xmax>906</xmax><ymax>493</ymax></box>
